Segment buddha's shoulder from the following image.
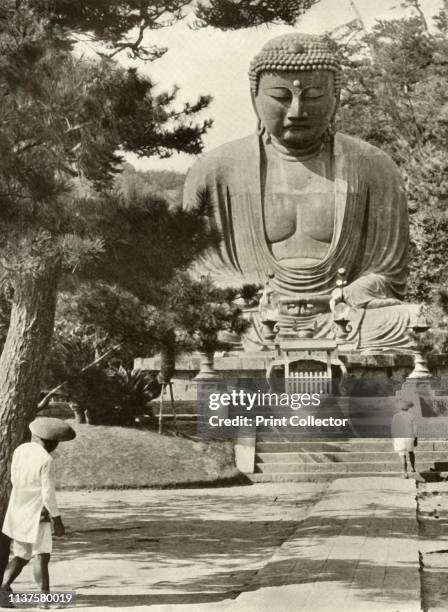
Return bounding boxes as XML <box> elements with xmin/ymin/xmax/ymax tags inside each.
<box><xmin>188</xmin><ymin>135</ymin><xmax>257</xmax><ymax>173</ymax></box>
<box><xmin>336</xmin><ymin>133</ymin><xmax>400</xmax><ymax>176</ymax></box>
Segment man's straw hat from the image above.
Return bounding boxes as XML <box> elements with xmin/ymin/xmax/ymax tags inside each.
<box><xmin>29</xmin><ymin>417</ymin><xmax>76</xmax><ymax>442</ymax></box>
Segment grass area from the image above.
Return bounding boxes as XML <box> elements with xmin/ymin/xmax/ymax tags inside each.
<box><xmin>53</xmin><ymin>420</ymin><xmax>239</xmax><ymax>489</ymax></box>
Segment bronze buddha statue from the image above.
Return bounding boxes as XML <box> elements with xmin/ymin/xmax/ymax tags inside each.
<box><xmin>183</xmin><ymin>33</ymin><xmax>419</xmax><ymax>352</ymax></box>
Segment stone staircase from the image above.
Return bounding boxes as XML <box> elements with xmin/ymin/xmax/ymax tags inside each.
<box><xmin>248</xmin><ymin>438</ymin><xmax>448</xmax><ymax>482</ymax></box>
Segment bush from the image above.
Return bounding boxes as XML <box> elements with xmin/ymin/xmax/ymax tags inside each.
<box><xmin>68</xmin><ymin>366</ymin><xmax>160</xmax><ymax>426</ymax></box>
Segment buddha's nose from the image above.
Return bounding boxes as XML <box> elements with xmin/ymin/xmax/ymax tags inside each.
<box><xmin>287</xmin><ymin>94</ymin><xmax>307</xmax><ymax>121</ymax></box>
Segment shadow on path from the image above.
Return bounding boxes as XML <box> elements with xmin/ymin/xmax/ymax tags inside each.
<box><xmin>76</xmin><ymin>592</ymin><xmax>237</xmax><ymax>608</ymax></box>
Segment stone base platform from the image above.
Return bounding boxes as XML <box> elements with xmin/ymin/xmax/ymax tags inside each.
<box><xmin>135</xmin><ymin>351</ymin><xmax>448</xmax><ymax>402</ymax></box>
<box><xmin>136</xmin><ymin>352</ymin><xmax>448</xmax><ymax>479</ymax></box>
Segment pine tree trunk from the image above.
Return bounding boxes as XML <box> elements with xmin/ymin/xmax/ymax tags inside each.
<box><xmin>0</xmin><ymin>255</ymin><xmax>60</xmax><ymax>581</ymax></box>
<box><xmin>157</xmin><ymin>332</ymin><xmax>176</xmax><ymax>385</ymax></box>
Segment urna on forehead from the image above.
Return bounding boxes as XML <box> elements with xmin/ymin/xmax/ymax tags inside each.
<box><xmin>249</xmin><ymin>33</ymin><xmax>342</xmax><ymax>95</ymax></box>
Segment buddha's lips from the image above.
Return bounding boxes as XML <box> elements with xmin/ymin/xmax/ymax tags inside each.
<box><xmin>284</xmin><ymin>122</ymin><xmax>311</xmax><ymax>130</ymax></box>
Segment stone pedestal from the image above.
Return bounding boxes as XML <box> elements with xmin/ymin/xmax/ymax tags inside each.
<box><xmin>135</xmin><ymin>351</ymin><xmax>448</xmax><ymax>397</ymax></box>
<box><xmin>135</xmin><ymin>351</ymin><xmax>448</xmax><ymax>473</ymax></box>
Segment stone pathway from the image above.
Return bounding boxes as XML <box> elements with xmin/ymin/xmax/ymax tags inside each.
<box><xmin>2</xmin><ymin>479</ymin><xmax>423</xmax><ymax>612</ymax></box>
<box><xmin>235</xmin><ymin>478</ymin><xmax>420</xmax><ymax>612</ymax></box>
<box><xmin>8</xmin><ymin>484</ymin><xmax>324</xmax><ymax>610</ymax></box>
<box><xmin>417</xmin><ymin>481</ymin><xmax>448</xmax><ymax>612</ymax></box>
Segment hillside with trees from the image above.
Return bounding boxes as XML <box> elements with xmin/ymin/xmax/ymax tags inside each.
<box><xmin>335</xmin><ymin>2</ymin><xmax>448</xmax><ymax>303</ymax></box>
<box><xmin>117</xmin><ymin>164</ymin><xmax>185</xmax><ymax>206</ymax></box>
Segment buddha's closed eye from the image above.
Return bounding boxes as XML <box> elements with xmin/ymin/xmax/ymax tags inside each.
<box><xmin>264</xmin><ymin>86</ymin><xmax>325</xmax><ymax>101</ymax></box>
<box><xmin>265</xmin><ymin>88</ymin><xmax>292</xmax><ymax>101</ymax></box>
<box><xmin>303</xmin><ymin>88</ymin><xmax>325</xmax><ymax>99</ymax></box>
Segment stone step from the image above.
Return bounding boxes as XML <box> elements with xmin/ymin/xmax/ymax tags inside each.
<box><xmin>256</xmin><ymin>440</ymin><xmax>448</xmax><ymax>452</ymax></box>
<box><xmin>246</xmin><ymin>471</ymin><xmax>407</xmax><ymax>483</ymax></box>
<box><xmin>255</xmin><ymin>450</ymin><xmax>448</xmax><ymax>464</ymax></box>
<box><xmin>255</xmin><ymin>460</ymin><xmax>448</xmax><ymax>474</ymax></box>
<box><xmin>257</xmin><ymin>434</ymin><xmax>448</xmax><ymax>441</ymax></box>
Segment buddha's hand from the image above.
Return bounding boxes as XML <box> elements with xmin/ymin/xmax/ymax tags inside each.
<box><xmin>279</xmin><ymin>295</ymin><xmax>331</xmax><ymax>316</ymax></box>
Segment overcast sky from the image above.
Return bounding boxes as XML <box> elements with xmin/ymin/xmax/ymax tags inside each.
<box><xmin>120</xmin><ymin>0</ymin><xmax>442</xmax><ymax>174</ymax></box>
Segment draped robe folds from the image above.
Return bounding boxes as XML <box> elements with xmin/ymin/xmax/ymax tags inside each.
<box><xmin>183</xmin><ymin>132</ymin><xmax>418</xmax><ymax>351</ymax></box>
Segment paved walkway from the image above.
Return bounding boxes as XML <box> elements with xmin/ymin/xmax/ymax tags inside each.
<box><xmin>3</xmin><ymin>478</ymin><xmax>421</xmax><ymax>612</ymax></box>
<box><xmin>235</xmin><ymin>478</ymin><xmax>420</xmax><ymax>612</ymax></box>
<box><xmin>417</xmin><ymin>481</ymin><xmax>448</xmax><ymax>612</ymax></box>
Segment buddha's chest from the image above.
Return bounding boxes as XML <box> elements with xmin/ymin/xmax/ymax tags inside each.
<box><xmin>263</xmin><ymin>153</ymin><xmax>335</xmax><ymax>250</ymax></box>
<box><xmin>264</xmin><ymin>191</ymin><xmax>334</xmax><ymax>244</ymax></box>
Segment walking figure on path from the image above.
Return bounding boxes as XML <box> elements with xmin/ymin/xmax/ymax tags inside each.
<box><xmin>1</xmin><ymin>417</ymin><xmax>76</xmax><ymax>597</ymax></box>
<box><xmin>391</xmin><ymin>398</ymin><xmax>418</xmax><ymax>478</ymax></box>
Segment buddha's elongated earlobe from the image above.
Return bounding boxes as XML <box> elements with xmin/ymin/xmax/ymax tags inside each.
<box><xmin>253</xmin><ymin>91</ymin><xmax>268</xmax><ymax>140</ymax></box>
<box><xmin>327</xmin><ymin>97</ymin><xmax>339</xmax><ymax>137</ymax></box>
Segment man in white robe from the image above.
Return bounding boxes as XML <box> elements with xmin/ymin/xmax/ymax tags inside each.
<box><xmin>1</xmin><ymin>417</ymin><xmax>75</xmax><ymax>595</ymax></box>
<box><xmin>391</xmin><ymin>399</ymin><xmax>418</xmax><ymax>478</ymax></box>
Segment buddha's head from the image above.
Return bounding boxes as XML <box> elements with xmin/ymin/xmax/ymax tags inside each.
<box><xmin>249</xmin><ymin>33</ymin><xmax>341</xmax><ymax>151</ymax></box>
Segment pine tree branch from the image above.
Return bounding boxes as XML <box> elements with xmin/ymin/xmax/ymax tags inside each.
<box><xmin>98</xmin><ymin>2</ymin><xmax>190</xmax><ymax>60</ymax></box>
